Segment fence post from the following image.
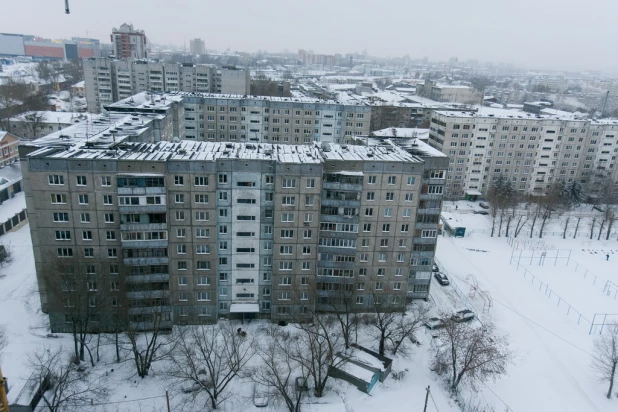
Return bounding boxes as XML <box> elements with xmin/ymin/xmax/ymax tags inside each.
<box><xmin>589</xmin><ymin>314</ymin><xmax>596</xmax><ymax>334</ymax></box>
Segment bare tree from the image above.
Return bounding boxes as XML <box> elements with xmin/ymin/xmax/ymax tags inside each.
<box><xmin>167</xmin><ymin>324</ymin><xmax>255</xmax><ymax>410</ymax></box>
<box><xmin>513</xmin><ymin>209</ymin><xmax>529</xmax><ymax>238</ymax></box>
<box><xmin>591</xmin><ymin>324</ymin><xmax>618</xmax><ymax>399</ymax></box>
<box><xmin>604</xmin><ymin>207</ymin><xmax>617</xmax><ymax>241</ymax></box>
<box><xmin>19</xmin><ymin>111</ymin><xmax>47</xmax><ymax>139</ymax></box>
<box><xmin>388</xmin><ymin>303</ymin><xmax>430</xmax><ymax>356</ymax></box>
<box><xmin>590</xmin><ymin>216</ymin><xmax>597</xmax><ymax>240</ymax></box>
<box><xmin>572</xmin><ymin>211</ymin><xmax>587</xmax><ymax>239</ymax></box>
<box><xmin>28</xmin><ymin>346</ymin><xmax>108</xmax><ymax>412</ymax></box>
<box><xmin>292</xmin><ymin>315</ymin><xmax>344</xmax><ymax>397</ymax></box>
<box><xmin>0</xmin><ymin>324</ymin><xmax>7</xmax><ymax>357</ymax></box>
<box><xmin>0</xmin><ymin>78</ymin><xmax>47</xmax><ymax>130</ymax></box>
<box><xmin>562</xmin><ymin>217</ymin><xmax>570</xmax><ymax>239</ymax></box>
<box><xmin>430</xmin><ymin>321</ymin><xmax>512</xmax><ymax>392</ymax></box>
<box><xmin>327</xmin><ymin>285</ymin><xmax>358</xmax><ymax>349</ymax></box>
<box><xmin>366</xmin><ymin>297</ymin><xmax>400</xmax><ymax>356</ymax></box>
<box><xmin>124</xmin><ymin>306</ymin><xmax>175</xmax><ymax>378</ymax></box>
<box><xmin>254</xmin><ymin>332</ymin><xmax>309</xmax><ymax>412</ymax></box>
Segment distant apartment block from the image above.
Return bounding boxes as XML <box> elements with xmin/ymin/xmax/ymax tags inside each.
<box><xmin>0</xmin><ymin>32</ymin><xmax>99</xmax><ymax>60</ymax></box>
<box><xmin>189</xmin><ymin>38</ymin><xmax>206</xmax><ymax>55</ymax></box>
<box><xmin>427</xmin><ymin>109</ymin><xmax>618</xmax><ymax>198</ymax></box>
<box><xmin>111</xmin><ymin>24</ymin><xmax>147</xmax><ymax>59</ymax></box>
<box><xmin>83</xmin><ymin>59</ymin><xmax>251</xmax><ymax>113</ymax></box>
<box><xmin>104</xmin><ymin>91</ymin><xmax>370</xmax><ymax>144</ymax></box>
<box><xmin>20</xmin><ymin>131</ymin><xmax>446</xmax><ymax>332</ymax></box>
<box><xmin>417</xmin><ymin>80</ymin><xmax>482</xmax><ymax>105</ymax></box>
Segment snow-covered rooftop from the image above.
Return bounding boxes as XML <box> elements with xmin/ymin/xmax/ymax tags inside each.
<box><xmin>10</xmin><ymin>111</ymin><xmax>95</xmax><ymax>125</ymax></box>
<box><xmin>434</xmin><ymin>106</ymin><xmax>590</xmax><ymax>122</ymax></box>
<box><xmin>372</xmin><ymin>127</ymin><xmax>429</xmax><ymax>139</ymax></box>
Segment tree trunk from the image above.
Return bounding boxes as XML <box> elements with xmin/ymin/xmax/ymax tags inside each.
<box><xmin>607</xmin><ymin>361</ymin><xmax>617</xmax><ymax>399</ymax></box>
<box><xmin>606</xmin><ymin>220</ymin><xmax>615</xmax><ymax>241</ymax></box>
<box><xmin>563</xmin><ymin>217</ymin><xmax>570</xmax><ymax>239</ymax></box>
<box><xmin>115</xmin><ymin>331</ymin><xmax>121</xmax><ymax>363</ymax></box>
<box><xmin>505</xmin><ymin>215</ymin><xmax>513</xmax><ymax>237</ymax></box>
<box><xmin>498</xmin><ymin>214</ymin><xmax>504</xmax><ymax>237</ymax></box>
<box><xmin>490</xmin><ymin>214</ymin><xmax>497</xmax><ymax>237</ymax></box>
<box><xmin>573</xmin><ymin>217</ymin><xmax>581</xmax><ymax>239</ymax></box>
<box><xmin>590</xmin><ymin>217</ymin><xmax>596</xmax><ymax>240</ymax></box>
<box><xmin>529</xmin><ymin>215</ymin><xmax>538</xmax><ymax>238</ymax></box>
<box><xmin>598</xmin><ymin>220</ymin><xmax>606</xmax><ymax>241</ymax></box>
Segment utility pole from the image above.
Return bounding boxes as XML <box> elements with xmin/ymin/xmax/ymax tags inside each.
<box><xmin>423</xmin><ymin>385</ymin><xmax>430</xmax><ymax>412</ymax></box>
<box><xmin>165</xmin><ymin>390</ymin><xmax>170</xmax><ymax>412</ymax></box>
<box><xmin>0</xmin><ymin>365</ymin><xmax>9</xmax><ymax>412</ymax></box>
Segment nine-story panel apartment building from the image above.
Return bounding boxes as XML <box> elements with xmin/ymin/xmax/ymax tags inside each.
<box><xmin>21</xmin><ymin>139</ymin><xmax>446</xmax><ymax>332</ymax></box>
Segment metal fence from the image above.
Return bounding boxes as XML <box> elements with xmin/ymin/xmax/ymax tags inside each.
<box><xmin>0</xmin><ymin>209</ymin><xmax>27</xmax><ymax>238</ymax></box>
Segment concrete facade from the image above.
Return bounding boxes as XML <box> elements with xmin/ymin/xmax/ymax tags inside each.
<box><xmin>428</xmin><ymin>109</ymin><xmax>618</xmax><ymax>197</ymax></box>
<box><xmin>21</xmin><ymin>139</ymin><xmax>446</xmax><ymax>332</ymax></box>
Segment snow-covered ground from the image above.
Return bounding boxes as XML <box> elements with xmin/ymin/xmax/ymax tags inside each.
<box><xmin>434</xmin><ymin>205</ymin><xmax>618</xmax><ymax>412</ymax></box>
<box><xmin>1</xmin><ymin>207</ymin><xmax>617</xmax><ymax>411</ymax></box>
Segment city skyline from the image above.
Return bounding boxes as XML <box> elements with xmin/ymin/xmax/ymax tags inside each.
<box><xmin>3</xmin><ymin>0</ymin><xmax>617</xmax><ymax>71</ymax></box>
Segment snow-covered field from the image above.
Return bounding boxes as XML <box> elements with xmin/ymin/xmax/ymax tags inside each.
<box><xmin>1</xmin><ymin>208</ymin><xmax>617</xmax><ymax>411</ymax></box>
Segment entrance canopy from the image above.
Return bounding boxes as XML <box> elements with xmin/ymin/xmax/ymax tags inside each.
<box><xmin>230</xmin><ymin>303</ymin><xmax>259</xmax><ymax>313</ymax></box>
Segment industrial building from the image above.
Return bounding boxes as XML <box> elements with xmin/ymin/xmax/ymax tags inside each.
<box><xmin>0</xmin><ymin>32</ymin><xmax>100</xmax><ymax>60</ymax></box>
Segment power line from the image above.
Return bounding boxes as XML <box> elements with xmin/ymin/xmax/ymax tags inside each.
<box><xmin>429</xmin><ymin>391</ymin><xmax>441</xmax><ymax>412</ymax></box>
<box><xmin>482</xmin><ymin>381</ymin><xmax>515</xmax><ymax>412</ymax></box>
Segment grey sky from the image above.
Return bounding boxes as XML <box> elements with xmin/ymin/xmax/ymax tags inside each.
<box><xmin>5</xmin><ymin>0</ymin><xmax>617</xmax><ymax>71</ymax></box>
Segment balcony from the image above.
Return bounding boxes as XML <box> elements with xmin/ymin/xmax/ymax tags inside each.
<box><xmin>126</xmin><ymin>290</ymin><xmax>170</xmax><ymax>300</ymax></box>
<box><xmin>410</xmin><ymin>251</ymin><xmax>434</xmax><ymax>258</ymax></box>
<box><xmin>128</xmin><ymin>306</ymin><xmax>171</xmax><ymax>315</ymax></box>
<box><xmin>415</xmin><ymin>222</ymin><xmax>438</xmax><ymax>230</ymax></box>
<box><xmin>121</xmin><ymin>240</ymin><xmax>168</xmax><ymax>249</ymax></box>
<box><xmin>321</xmin><ymin>199</ymin><xmax>360</xmax><ymax>208</ymax></box>
<box><xmin>318</xmin><ymin>261</ymin><xmax>355</xmax><ymax>269</ymax></box>
<box><xmin>416</xmin><ymin>208</ymin><xmax>441</xmax><ymax>215</ymax></box>
<box><xmin>322</xmin><ymin>182</ymin><xmax>363</xmax><ymax>191</ymax></box>
<box><xmin>119</xmin><ymin>205</ymin><xmax>167</xmax><ymax>214</ymax></box>
<box><xmin>121</xmin><ymin>223</ymin><xmax>167</xmax><ymax>231</ymax></box>
<box><xmin>123</xmin><ymin>257</ymin><xmax>169</xmax><ymax>266</ymax></box>
<box><xmin>427</xmin><ymin>178</ymin><xmax>446</xmax><ymax>185</ymax></box>
<box><xmin>125</xmin><ymin>273</ymin><xmax>170</xmax><ymax>284</ymax></box>
<box><xmin>419</xmin><ymin>193</ymin><xmax>443</xmax><ymax>201</ymax></box>
<box><xmin>413</xmin><ymin>237</ymin><xmax>437</xmax><ymax>244</ymax></box>
<box><xmin>118</xmin><ymin>187</ymin><xmax>166</xmax><ymax>195</ymax></box>
<box><xmin>316</xmin><ymin>275</ymin><xmax>354</xmax><ymax>284</ymax></box>
<box><xmin>319</xmin><ymin>214</ymin><xmax>359</xmax><ymax>224</ymax></box>
<box><xmin>406</xmin><ymin>291</ymin><xmax>429</xmax><ymax>299</ymax></box>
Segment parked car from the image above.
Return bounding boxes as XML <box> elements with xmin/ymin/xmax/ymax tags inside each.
<box><xmin>451</xmin><ymin>309</ymin><xmax>475</xmax><ymax>323</ymax></box>
<box><xmin>473</xmin><ymin>210</ymin><xmax>489</xmax><ymax>215</ymax></box>
<box><xmin>479</xmin><ymin>202</ymin><xmax>490</xmax><ymax>209</ymax></box>
<box><xmin>434</xmin><ymin>272</ymin><xmax>450</xmax><ymax>286</ymax></box>
<box><xmin>425</xmin><ymin>317</ymin><xmax>447</xmax><ymax>330</ymax></box>
<box><xmin>432</xmin><ymin>264</ymin><xmax>440</xmax><ymax>272</ymax></box>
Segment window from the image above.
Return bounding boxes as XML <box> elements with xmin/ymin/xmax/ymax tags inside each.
<box><xmin>282</xmin><ymin>196</ymin><xmax>296</xmax><ymax>206</ymax></box>
<box><xmin>104</xmin><ymin>213</ymin><xmax>114</xmax><ymax>223</ymax></box>
<box><xmin>175</xmin><ymin>194</ymin><xmax>184</xmax><ymax>204</ymax></box>
<box><xmin>175</xmin><ymin>211</ymin><xmax>185</xmax><ymax>221</ymax></box>
<box><xmin>365</xmin><ymin>208</ymin><xmax>373</xmax><ymax>216</ymax></box>
<box><xmin>218</xmin><ymin>174</ymin><xmax>228</xmax><ymax>184</ymax></box>
<box><xmin>302</xmin><ymin>262</ymin><xmax>311</xmax><ymax>270</ymax></box>
<box><xmin>51</xmin><ymin>194</ymin><xmax>67</xmax><ymax>204</ymax></box>
<box><xmin>49</xmin><ymin>175</ymin><xmax>64</xmax><ymax>185</ymax></box>
<box><xmin>306</xmin><ymin>178</ymin><xmax>315</xmax><ymax>188</ymax></box>
<box><xmin>384</xmin><ymin>208</ymin><xmax>392</xmax><ymax>217</ymax></box>
<box><xmin>303</xmin><ymin>229</ymin><xmax>312</xmax><ymax>239</ymax></box>
<box><xmin>78</xmin><ymin>194</ymin><xmax>89</xmax><ymax>205</ymax></box>
<box><xmin>197</xmin><ymin>261</ymin><xmax>210</xmax><ymax>270</ymax></box>
<box><xmin>282</xmin><ymin>178</ymin><xmax>296</xmax><ymax>188</ymax></box>
<box><xmin>402</xmin><ymin>208</ymin><xmax>411</xmax><ymax>218</ymax></box>
<box><xmin>378</xmin><ymin>253</ymin><xmax>386</xmax><ymax>262</ymax></box>
<box><xmin>397</xmin><ymin>254</ymin><xmax>405</xmax><ymax>262</ymax></box>
<box><xmin>219</xmin><ymin>192</ymin><xmax>229</xmax><ymax>201</ymax></box>
<box><xmin>82</xmin><ymin>230</ymin><xmax>93</xmax><ymax>240</ymax></box>
<box><xmin>385</xmin><ymin>192</ymin><xmax>394</xmax><ymax>201</ymax></box>
<box><xmin>179</xmin><ymin>292</ymin><xmax>188</xmax><ymax>301</ymax></box>
<box><xmin>279</xmin><ymin>276</ymin><xmax>292</xmax><ymax>285</ymax></box>
<box><xmin>177</xmin><ymin>228</ymin><xmax>186</xmax><ymax>238</ymax></box>
<box><xmin>195</xmin><ymin>194</ymin><xmax>209</xmax><ymax>204</ymax></box>
<box><xmin>219</xmin><ymin>257</ymin><xmax>228</xmax><ymax>266</ymax></box>
<box><xmin>194</xmin><ymin>176</ymin><xmax>209</xmax><ymax>186</ymax></box>
<box><xmin>108</xmin><ymin>248</ymin><xmax>117</xmax><ymax>258</ymax></box>
<box><xmin>219</xmin><ymin>225</ymin><xmax>228</xmax><ymax>234</ymax></box>
<box><xmin>195</xmin><ymin>211</ymin><xmax>209</xmax><ymax>221</ymax></box>
<box><xmin>280</xmin><ymin>245</ymin><xmax>293</xmax><ymax>255</ymax></box>
<box><xmin>401</xmin><ymin>224</ymin><xmax>409</xmax><ymax>232</ymax></box>
<box><xmin>55</xmin><ymin>230</ymin><xmax>71</xmax><ymax>240</ymax></box>
<box><xmin>407</xmin><ymin>176</ymin><xmax>416</xmax><ymax>185</ymax></box>
<box><xmin>363</xmin><ymin>223</ymin><xmax>371</xmax><ymax>232</ymax></box>
<box><xmin>405</xmin><ymin>193</ymin><xmax>413</xmax><ymax>202</ymax></box>
<box><xmin>281</xmin><ymin>213</ymin><xmax>295</xmax><ymax>222</ymax></box>
<box><xmin>388</xmin><ymin>176</ymin><xmax>396</xmax><ymax>185</ymax></box>
<box><xmin>177</xmin><ymin>245</ymin><xmax>187</xmax><ymax>254</ymax></box>
<box><xmin>422</xmin><ymin>230</ymin><xmax>437</xmax><ymax>238</ymax></box>
<box><xmin>53</xmin><ymin>212</ymin><xmax>70</xmax><ymax>222</ymax></box>
<box><xmin>305</xmin><ymin>195</ymin><xmax>314</xmax><ymax>206</ymax></box>
<box><xmin>196</xmin><ymin>245</ymin><xmax>209</xmax><ymax>254</ymax></box>
<box><xmin>101</xmin><ymin>176</ymin><xmax>111</xmax><ymax>186</ymax></box>
<box><xmin>356</xmin><ymin>296</ymin><xmax>364</xmax><ymax>304</ymax></box>
<box><xmin>197</xmin><ymin>292</ymin><xmax>211</xmax><ymax>301</ymax></box>
<box><xmin>57</xmin><ymin>248</ymin><xmax>73</xmax><ymax>257</ymax></box>
<box><xmin>174</xmin><ymin>176</ymin><xmax>184</xmax><ymax>186</ymax></box>
<box><xmin>178</xmin><ymin>276</ymin><xmax>187</xmax><ymax>286</ymax></box>
<box><xmin>382</xmin><ymin>224</ymin><xmax>390</xmax><ymax>232</ymax></box>
<box><xmin>103</xmin><ymin>195</ymin><xmax>113</xmax><ymax>205</ymax></box>
<box><xmin>280</xmin><ymin>229</ymin><xmax>294</xmax><ymax>238</ymax></box>
<box><xmin>110</xmin><ymin>281</ymin><xmax>119</xmax><ymax>291</ymax></box>
<box><xmin>303</xmin><ymin>246</ymin><xmax>311</xmax><ymax>254</ymax></box>
<box><xmin>278</xmin><ymin>291</ymin><xmax>291</xmax><ymax>300</ymax></box>
<box><xmin>178</xmin><ymin>261</ymin><xmax>187</xmax><ymax>270</ymax></box>
<box><xmin>76</xmin><ymin>176</ymin><xmax>87</xmax><ymax>186</ymax></box>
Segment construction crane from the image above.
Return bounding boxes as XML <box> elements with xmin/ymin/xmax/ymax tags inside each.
<box><xmin>65</xmin><ymin>0</ymin><xmax>70</xmax><ymax>14</ymax></box>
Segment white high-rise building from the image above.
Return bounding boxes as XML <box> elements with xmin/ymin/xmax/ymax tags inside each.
<box><xmin>111</xmin><ymin>23</ymin><xmax>147</xmax><ymax>59</ymax></box>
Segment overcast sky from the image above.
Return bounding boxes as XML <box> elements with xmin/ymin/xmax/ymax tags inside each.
<box><xmin>5</xmin><ymin>0</ymin><xmax>617</xmax><ymax>71</ymax></box>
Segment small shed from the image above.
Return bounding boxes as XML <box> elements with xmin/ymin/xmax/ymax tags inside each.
<box><xmin>6</xmin><ymin>372</ymin><xmax>49</xmax><ymax>412</ymax></box>
<box><xmin>465</xmin><ymin>189</ymin><xmax>482</xmax><ymax>201</ymax></box>
<box><xmin>329</xmin><ymin>345</ymin><xmax>393</xmax><ymax>394</ymax></box>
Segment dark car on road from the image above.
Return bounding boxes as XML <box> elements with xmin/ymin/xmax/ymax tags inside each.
<box><xmin>451</xmin><ymin>309</ymin><xmax>475</xmax><ymax>323</ymax></box>
<box><xmin>432</xmin><ymin>264</ymin><xmax>440</xmax><ymax>272</ymax></box>
<box><xmin>473</xmin><ymin>210</ymin><xmax>489</xmax><ymax>215</ymax></box>
<box><xmin>434</xmin><ymin>272</ymin><xmax>450</xmax><ymax>286</ymax></box>
<box><xmin>479</xmin><ymin>202</ymin><xmax>490</xmax><ymax>209</ymax></box>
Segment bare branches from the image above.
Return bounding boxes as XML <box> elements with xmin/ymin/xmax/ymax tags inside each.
<box><xmin>124</xmin><ymin>311</ymin><xmax>175</xmax><ymax>378</ymax></box>
<box><xmin>28</xmin><ymin>346</ymin><xmax>108</xmax><ymax>412</ymax></box>
<box><xmin>591</xmin><ymin>324</ymin><xmax>618</xmax><ymax>399</ymax></box>
<box><xmin>167</xmin><ymin>324</ymin><xmax>255</xmax><ymax>410</ymax></box>
<box><xmin>430</xmin><ymin>321</ymin><xmax>512</xmax><ymax>392</ymax></box>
